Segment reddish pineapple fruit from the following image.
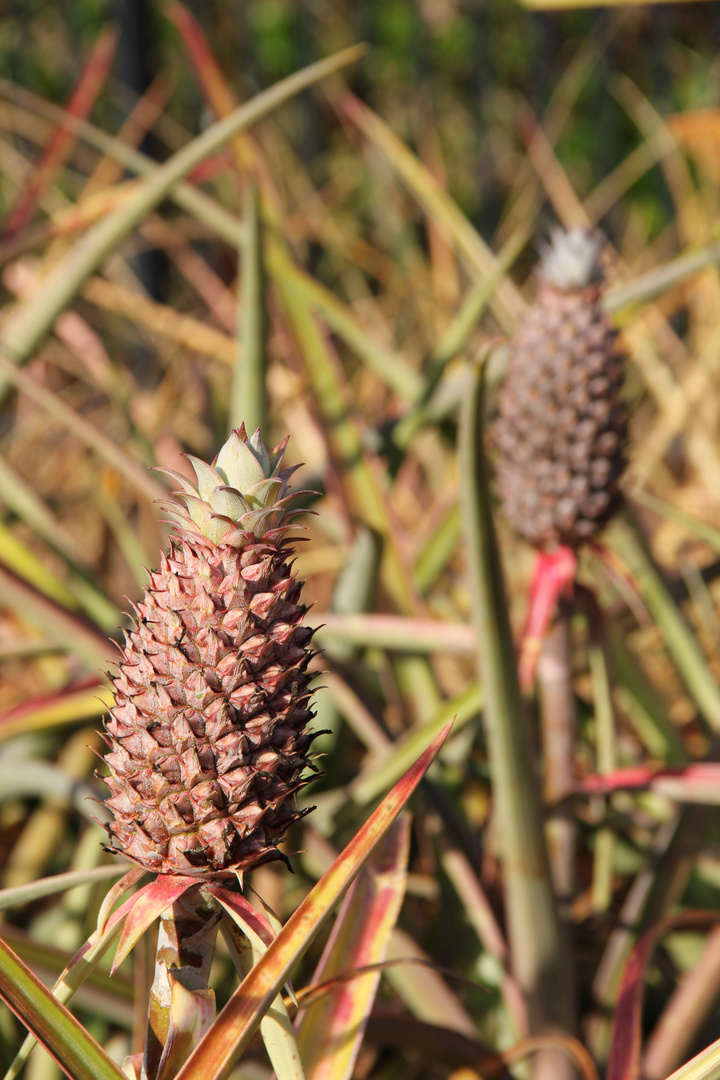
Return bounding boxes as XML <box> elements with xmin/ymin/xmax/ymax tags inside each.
<box><xmin>101</xmin><ymin>426</ymin><xmax>317</xmax><ymax>880</ymax></box>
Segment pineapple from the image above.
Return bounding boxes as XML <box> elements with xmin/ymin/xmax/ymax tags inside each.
<box><xmin>101</xmin><ymin>426</ymin><xmax>317</xmax><ymax>880</ymax></box>
<box><xmin>494</xmin><ymin>228</ymin><xmax>628</xmax><ymax>550</ymax></box>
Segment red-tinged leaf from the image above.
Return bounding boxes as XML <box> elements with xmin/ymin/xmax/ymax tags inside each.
<box><xmin>175</xmin><ymin>723</ymin><xmax>452</xmax><ymax>1080</ymax></box>
<box><xmin>219</xmin><ymin>919</ymin><xmax>302</xmax><ymax>1080</ymax></box>
<box><xmin>0</xmin><ymin>936</ymin><xmax>125</xmax><ymax>1080</ymax></box>
<box><xmin>5</xmin><ymin>884</ymin><xmax>150</xmax><ymax>1079</ymax></box>
<box><xmin>296</xmin><ymin>816</ymin><xmax>411</xmax><ymax>1080</ymax></box>
<box><xmin>207</xmin><ymin>886</ymin><xmax>276</xmax><ymax>950</ymax></box>
<box><xmin>167</xmin><ymin>2</ymin><xmax>280</xmax><ymax>203</ymax></box>
<box><xmin>518</xmin><ymin>546</ymin><xmax>577</xmax><ymax>693</ymax></box>
<box><xmin>579</xmin><ymin>765</ymin><xmax>674</xmax><ymax>794</ymax></box>
<box><xmin>168</xmin><ymin>4</ymin><xmax>238</xmax><ymax>118</ymax></box>
<box><xmin>58</xmin><ymin>890</ymin><xmax>141</xmax><ymax>993</ymax></box>
<box><xmin>186</xmin><ymin>153</ymin><xmax>234</xmax><ymax>184</ymax></box>
<box><xmin>112</xmin><ymin>875</ymin><xmax>198</xmax><ymax>974</ymax></box>
<box><xmin>608</xmin><ymin>912</ymin><xmax>720</xmax><ymax>1080</ymax></box>
<box><xmin>123</xmin><ymin>1052</ymin><xmax>143</xmax><ymax>1080</ymax></box>
<box><xmin>0</xmin><ymin>678</ymin><xmax>112</xmax><ymax>742</ymax></box>
<box><xmin>0</xmin><ymin>565</ymin><xmax>113</xmax><ymax>670</ymax></box>
<box><xmin>2</xmin><ymin>25</ymin><xmax>120</xmax><ymax>239</ymax></box>
<box><xmin>579</xmin><ymin>763</ymin><xmax>720</xmax><ymax>803</ymax></box>
<box><xmin>96</xmin><ymin>866</ymin><xmax>149</xmax><ymax>936</ymax></box>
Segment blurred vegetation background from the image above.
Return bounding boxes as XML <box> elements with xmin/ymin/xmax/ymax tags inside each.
<box><xmin>3</xmin><ymin>2</ymin><xmax>720</xmax><ymax>1079</ymax></box>
<box><xmin>5</xmin><ymin>1</ymin><xmax>720</xmax><ymax>240</ymax></box>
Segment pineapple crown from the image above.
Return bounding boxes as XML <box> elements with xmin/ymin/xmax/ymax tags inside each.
<box><xmin>538</xmin><ymin>227</ymin><xmax>604</xmax><ymax>291</ymax></box>
<box><xmin>159</xmin><ymin>424</ymin><xmax>306</xmax><ymax>548</ymax></box>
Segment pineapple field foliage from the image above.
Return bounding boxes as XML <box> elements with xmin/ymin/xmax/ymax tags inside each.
<box><xmin>3</xmin><ymin>2</ymin><xmax>720</xmax><ymax>1079</ymax></box>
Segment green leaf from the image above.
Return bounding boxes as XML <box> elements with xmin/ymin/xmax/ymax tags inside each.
<box><xmin>605</xmin><ymin>238</ymin><xmax>720</xmax><ymax>315</ymax></box>
<box><xmin>338</xmin><ymin>92</ymin><xmax>525</xmax><ymax>333</ymax></box>
<box><xmin>609</xmin><ymin>514</ymin><xmax>720</xmax><ymax>736</ymax></box>
<box><xmin>665</xmin><ymin>1038</ymin><xmax>720</xmax><ymax>1080</ymax></box>
<box><xmin>458</xmin><ymin>359</ymin><xmax>572</xmax><ymax>1035</ymax></box>
<box><xmin>220</xmin><ymin>919</ymin><xmax>305</xmax><ymax>1080</ymax></box>
<box><xmin>349</xmin><ymin>683</ymin><xmax>480</xmax><ymax>806</ymax></box>
<box><xmin>231</xmin><ymin>177</ymin><xmax>267</xmax><ymax>436</ymax></box>
<box><xmin>0</xmin><ymin>936</ymin><xmax>125</xmax><ymax>1080</ymax></box>
<box><xmin>314</xmin><ymin>613</ymin><xmax>475</xmax><ymax>655</ymax></box>
<box><xmin>630</xmin><ymin>490</ymin><xmax>720</xmax><ymax>555</ymax></box>
<box><xmin>0</xmin><ymin>865</ymin><xmax>127</xmax><ymax>913</ymax></box>
<box><xmin>4</xmin><ymin>881</ymin><xmax>141</xmax><ymax>1080</ymax></box>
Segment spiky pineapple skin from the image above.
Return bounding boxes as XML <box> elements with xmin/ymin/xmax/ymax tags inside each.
<box><xmin>494</xmin><ymin>265</ymin><xmax>628</xmax><ymax>550</ymax></box>
<box><xmin>103</xmin><ymin>535</ymin><xmax>314</xmax><ymax>878</ymax></box>
<box><xmin>102</xmin><ymin>433</ymin><xmax>317</xmax><ymax>880</ymax></box>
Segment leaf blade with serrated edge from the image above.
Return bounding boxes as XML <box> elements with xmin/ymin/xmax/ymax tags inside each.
<box><xmin>174</xmin><ymin>723</ymin><xmax>451</xmax><ymax>1080</ymax></box>
<box><xmin>0</xmin><ymin>937</ymin><xmax>125</xmax><ymax>1080</ymax></box>
<box><xmin>111</xmin><ymin>874</ymin><xmax>198</xmax><ymax>973</ymax></box>
<box><xmin>296</xmin><ymin>816</ymin><xmax>410</xmax><ymax>1080</ymax></box>
<box><xmin>2</xmin><ymin>889</ymin><xmax>139</xmax><ymax>1080</ymax></box>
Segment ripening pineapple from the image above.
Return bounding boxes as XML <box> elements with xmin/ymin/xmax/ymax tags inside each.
<box><xmin>101</xmin><ymin>426</ymin><xmax>317</xmax><ymax>881</ymax></box>
<box><xmin>494</xmin><ymin>228</ymin><xmax>628</xmax><ymax>550</ymax></box>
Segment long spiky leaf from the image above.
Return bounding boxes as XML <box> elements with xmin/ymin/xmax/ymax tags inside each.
<box><xmin>174</xmin><ymin>723</ymin><xmax>451</xmax><ymax>1080</ymax></box>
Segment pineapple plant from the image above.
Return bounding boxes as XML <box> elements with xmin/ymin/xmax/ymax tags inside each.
<box><xmin>101</xmin><ymin>424</ymin><xmax>318</xmax><ymax>881</ymax></box>
<box><xmin>494</xmin><ymin>227</ymin><xmax>628</xmax><ymax>551</ymax></box>
<box><xmin>492</xmin><ymin>229</ymin><xmax>631</xmax><ymax>941</ymax></box>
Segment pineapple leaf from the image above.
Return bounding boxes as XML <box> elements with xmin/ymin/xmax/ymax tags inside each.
<box><xmin>174</xmin><ymin>722</ymin><xmax>452</xmax><ymax>1080</ymax></box>
<box><xmin>186</xmin><ymin>457</ymin><xmax>225</xmax><ymax>501</ymax></box>
<box><xmin>3</xmin><ymin>889</ymin><xmax>140</xmax><ymax>1080</ymax></box>
<box><xmin>246</xmin><ymin>428</ymin><xmax>271</xmax><ymax>473</ymax></box>
<box><xmin>215</xmin><ymin>430</ymin><xmax>267</xmax><ymax>492</ymax></box>
<box><xmin>219</xmin><ymin>920</ymin><xmax>305</xmax><ymax>1080</ymax></box>
<box><xmin>459</xmin><ymin>359</ymin><xmax>573</xmax><ymax>1035</ymax></box>
<box><xmin>111</xmin><ymin>875</ymin><xmax>200</xmax><ymax>974</ymax></box>
<box><xmin>152</xmin><ymin>467</ymin><xmax>199</xmax><ymax>499</ymax></box>
<box><xmin>295</xmin><ymin>817</ymin><xmax>411</xmax><ymax>1080</ymax></box>
<box><xmin>0</xmin><ymin>865</ymin><xmax>128</xmax><ymax>914</ymax></box>
<box><xmin>209</xmin><ymin>886</ymin><xmax>276</xmax><ymax>951</ymax></box>
<box><xmin>243</xmin><ymin>477</ymin><xmax>284</xmax><ymax>508</ymax></box>
<box><xmin>0</xmin><ymin>680</ymin><xmax>113</xmax><ymax>743</ymax></box>
<box><xmin>269</xmin><ymin>435</ymin><xmax>291</xmax><ymax>473</ymax></box>
<box><xmin>0</xmin><ymin>44</ymin><xmax>368</xmax><ymax>408</ymax></box>
<box><xmin>661</xmin><ymin>1036</ymin><xmax>720</xmax><ymax>1080</ymax></box>
<box><xmin>210</xmin><ymin>487</ymin><xmax>250</xmax><ymax>520</ymax></box>
<box><xmin>0</xmin><ymin>937</ymin><xmax>125</xmax><ymax>1080</ymax></box>
<box><xmin>608</xmin><ymin>912</ymin><xmax>720</xmax><ymax>1080</ymax></box>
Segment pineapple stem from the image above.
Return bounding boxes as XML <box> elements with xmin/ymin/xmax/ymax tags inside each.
<box><xmin>230</xmin><ymin>176</ymin><xmax>267</xmax><ymax>436</ymax></box>
<box><xmin>535</xmin><ymin>604</ymin><xmax>580</xmax><ymax>1078</ymax></box>
<box><xmin>142</xmin><ymin>886</ymin><xmax>222</xmax><ymax>1080</ymax></box>
<box><xmin>537</xmin><ymin>599</ymin><xmax>577</xmax><ymax>907</ymax></box>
